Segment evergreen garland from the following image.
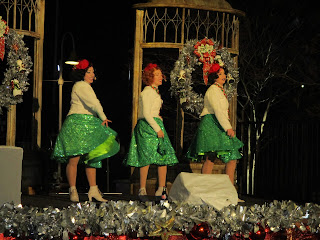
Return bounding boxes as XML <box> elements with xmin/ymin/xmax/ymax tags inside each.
<box><xmin>0</xmin><ymin>28</ymin><xmax>33</xmax><ymax>113</ymax></box>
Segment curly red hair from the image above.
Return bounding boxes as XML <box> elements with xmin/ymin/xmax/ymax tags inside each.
<box><xmin>142</xmin><ymin>64</ymin><xmax>166</xmax><ymax>85</ymax></box>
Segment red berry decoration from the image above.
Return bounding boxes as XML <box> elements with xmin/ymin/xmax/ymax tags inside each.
<box><xmin>190</xmin><ymin>222</ymin><xmax>210</xmax><ymax>240</ymax></box>
<box><xmin>249</xmin><ymin>224</ymin><xmax>266</xmax><ymax>240</ymax></box>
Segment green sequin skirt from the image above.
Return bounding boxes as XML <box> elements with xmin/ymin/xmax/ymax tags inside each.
<box><xmin>124</xmin><ymin>118</ymin><xmax>179</xmax><ymax>167</ymax></box>
<box><xmin>51</xmin><ymin>114</ymin><xmax>120</xmax><ymax>168</ymax></box>
<box><xmin>186</xmin><ymin>114</ymin><xmax>243</xmax><ymax>163</ymax></box>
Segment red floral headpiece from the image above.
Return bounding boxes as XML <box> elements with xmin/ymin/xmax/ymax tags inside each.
<box><xmin>144</xmin><ymin>63</ymin><xmax>158</xmax><ymax>72</ymax></box>
<box><xmin>75</xmin><ymin>59</ymin><xmax>90</xmax><ymax>70</ymax></box>
<box><xmin>208</xmin><ymin>63</ymin><xmax>221</xmax><ymax>74</ymax></box>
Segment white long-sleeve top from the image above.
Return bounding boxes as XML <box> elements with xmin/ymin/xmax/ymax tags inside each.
<box><xmin>200</xmin><ymin>84</ymin><xmax>232</xmax><ymax>131</ymax></box>
<box><xmin>138</xmin><ymin>86</ymin><xmax>162</xmax><ymax>132</ymax></box>
<box><xmin>67</xmin><ymin>81</ymin><xmax>107</xmax><ymax>121</ymax></box>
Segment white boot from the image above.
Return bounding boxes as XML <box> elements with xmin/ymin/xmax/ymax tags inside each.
<box><xmin>88</xmin><ymin>185</ymin><xmax>107</xmax><ymax>202</ymax></box>
<box><xmin>69</xmin><ymin>187</ymin><xmax>79</xmax><ymax>202</ymax></box>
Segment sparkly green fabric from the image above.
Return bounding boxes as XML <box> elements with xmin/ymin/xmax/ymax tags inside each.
<box><xmin>124</xmin><ymin>118</ymin><xmax>179</xmax><ymax>167</ymax></box>
<box><xmin>51</xmin><ymin>114</ymin><xmax>120</xmax><ymax>168</ymax></box>
<box><xmin>186</xmin><ymin>114</ymin><xmax>244</xmax><ymax>163</ymax></box>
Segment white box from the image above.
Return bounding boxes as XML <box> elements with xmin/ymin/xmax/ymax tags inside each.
<box><xmin>169</xmin><ymin>172</ymin><xmax>238</xmax><ymax>210</ymax></box>
<box><xmin>0</xmin><ymin>146</ymin><xmax>23</xmax><ymax>206</ymax></box>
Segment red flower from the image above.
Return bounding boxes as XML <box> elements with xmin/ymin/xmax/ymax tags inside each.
<box><xmin>208</xmin><ymin>63</ymin><xmax>220</xmax><ymax>74</ymax></box>
<box><xmin>75</xmin><ymin>59</ymin><xmax>90</xmax><ymax>70</ymax></box>
<box><xmin>144</xmin><ymin>63</ymin><xmax>158</xmax><ymax>72</ymax></box>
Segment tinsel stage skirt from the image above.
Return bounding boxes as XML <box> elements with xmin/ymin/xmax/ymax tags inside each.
<box><xmin>124</xmin><ymin>118</ymin><xmax>179</xmax><ymax>167</ymax></box>
<box><xmin>186</xmin><ymin>114</ymin><xmax>243</xmax><ymax>163</ymax></box>
<box><xmin>51</xmin><ymin>114</ymin><xmax>120</xmax><ymax>168</ymax></box>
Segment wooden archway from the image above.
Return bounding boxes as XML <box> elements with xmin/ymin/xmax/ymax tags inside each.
<box><xmin>132</xmin><ymin>0</ymin><xmax>244</xmax><ymax>147</ymax></box>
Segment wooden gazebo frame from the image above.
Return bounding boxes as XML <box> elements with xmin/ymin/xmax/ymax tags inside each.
<box><xmin>1</xmin><ymin>0</ymin><xmax>45</xmax><ymax>148</ymax></box>
<box><xmin>130</xmin><ymin>0</ymin><xmax>244</xmax><ymax>193</ymax></box>
<box><xmin>132</xmin><ymin>0</ymin><xmax>244</xmax><ymax>145</ymax></box>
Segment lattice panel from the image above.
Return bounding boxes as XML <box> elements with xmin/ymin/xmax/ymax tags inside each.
<box><xmin>143</xmin><ymin>7</ymin><xmax>239</xmax><ymax>50</ymax></box>
<box><xmin>144</xmin><ymin>7</ymin><xmax>183</xmax><ymax>43</ymax></box>
<box><xmin>0</xmin><ymin>0</ymin><xmax>38</xmax><ymax>32</ymax></box>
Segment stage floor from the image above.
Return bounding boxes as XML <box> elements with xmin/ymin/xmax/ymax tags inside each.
<box><xmin>21</xmin><ymin>192</ymin><xmax>272</xmax><ymax>209</ymax></box>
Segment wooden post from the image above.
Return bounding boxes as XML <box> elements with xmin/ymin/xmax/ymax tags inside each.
<box><xmin>32</xmin><ymin>0</ymin><xmax>45</xmax><ymax>148</ymax></box>
<box><xmin>132</xmin><ymin>9</ymin><xmax>144</xmax><ymax>131</ymax></box>
<box><xmin>130</xmin><ymin>9</ymin><xmax>144</xmax><ymax>194</ymax></box>
<box><xmin>6</xmin><ymin>105</ymin><xmax>16</xmax><ymax>146</ymax></box>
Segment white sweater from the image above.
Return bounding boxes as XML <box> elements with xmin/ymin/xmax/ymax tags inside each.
<box><xmin>200</xmin><ymin>84</ymin><xmax>232</xmax><ymax>131</ymax></box>
<box><xmin>138</xmin><ymin>86</ymin><xmax>162</xmax><ymax>132</ymax></box>
<box><xmin>67</xmin><ymin>81</ymin><xmax>107</xmax><ymax>121</ymax></box>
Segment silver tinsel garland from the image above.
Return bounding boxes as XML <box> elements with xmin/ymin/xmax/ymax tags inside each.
<box><xmin>170</xmin><ymin>38</ymin><xmax>239</xmax><ymax>116</ymax></box>
<box><xmin>0</xmin><ymin>29</ymin><xmax>33</xmax><ymax>113</ymax></box>
<box><xmin>0</xmin><ymin>200</ymin><xmax>319</xmax><ymax>239</ymax></box>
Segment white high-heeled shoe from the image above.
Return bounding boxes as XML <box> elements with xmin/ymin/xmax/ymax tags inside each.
<box><xmin>69</xmin><ymin>187</ymin><xmax>79</xmax><ymax>202</ymax></box>
<box><xmin>138</xmin><ymin>188</ymin><xmax>147</xmax><ymax>196</ymax></box>
<box><xmin>88</xmin><ymin>185</ymin><xmax>107</xmax><ymax>202</ymax></box>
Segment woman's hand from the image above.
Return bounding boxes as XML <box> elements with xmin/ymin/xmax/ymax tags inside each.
<box><xmin>226</xmin><ymin>128</ymin><xmax>235</xmax><ymax>138</ymax></box>
<box><xmin>157</xmin><ymin>130</ymin><xmax>164</xmax><ymax>138</ymax></box>
<box><xmin>101</xmin><ymin>119</ymin><xmax>112</xmax><ymax>127</ymax></box>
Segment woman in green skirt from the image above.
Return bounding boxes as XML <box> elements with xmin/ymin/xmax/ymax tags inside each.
<box><xmin>52</xmin><ymin>59</ymin><xmax>120</xmax><ymax>202</ymax></box>
<box><xmin>186</xmin><ymin>64</ymin><xmax>243</xmax><ymax>186</ymax></box>
<box><xmin>124</xmin><ymin>63</ymin><xmax>178</xmax><ymax>197</ymax></box>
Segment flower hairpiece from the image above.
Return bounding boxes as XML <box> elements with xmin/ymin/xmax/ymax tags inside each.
<box><xmin>208</xmin><ymin>63</ymin><xmax>221</xmax><ymax>74</ymax></box>
<box><xmin>75</xmin><ymin>59</ymin><xmax>89</xmax><ymax>70</ymax></box>
<box><xmin>144</xmin><ymin>63</ymin><xmax>158</xmax><ymax>72</ymax></box>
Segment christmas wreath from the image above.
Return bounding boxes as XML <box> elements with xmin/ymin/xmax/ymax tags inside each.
<box><xmin>170</xmin><ymin>38</ymin><xmax>239</xmax><ymax>116</ymax></box>
<box><xmin>0</xmin><ymin>16</ymin><xmax>33</xmax><ymax>113</ymax></box>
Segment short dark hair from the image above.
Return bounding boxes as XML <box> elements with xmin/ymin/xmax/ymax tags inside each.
<box><xmin>207</xmin><ymin>67</ymin><xmax>228</xmax><ymax>85</ymax></box>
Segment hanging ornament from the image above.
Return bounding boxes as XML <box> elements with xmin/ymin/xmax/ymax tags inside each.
<box><xmin>17</xmin><ymin>59</ymin><xmax>26</xmax><ymax>72</ymax></box>
<box><xmin>11</xmin><ymin>79</ymin><xmax>23</xmax><ymax>97</ymax></box>
<box><xmin>178</xmin><ymin>70</ymin><xmax>186</xmax><ymax>83</ymax></box>
<box><xmin>190</xmin><ymin>222</ymin><xmax>210</xmax><ymax>240</ymax></box>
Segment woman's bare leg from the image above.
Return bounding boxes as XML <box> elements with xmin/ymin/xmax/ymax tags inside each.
<box><xmin>225</xmin><ymin>160</ymin><xmax>237</xmax><ymax>185</ymax></box>
<box><xmin>158</xmin><ymin>165</ymin><xmax>167</xmax><ymax>187</ymax></box>
<box><xmin>66</xmin><ymin>156</ymin><xmax>80</xmax><ymax>187</ymax></box>
<box><xmin>139</xmin><ymin>165</ymin><xmax>150</xmax><ymax>189</ymax></box>
<box><xmin>85</xmin><ymin>167</ymin><xmax>97</xmax><ymax>187</ymax></box>
<box><xmin>202</xmin><ymin>156</ymin><xmax>214</xmax><ymax>174</ymax></box>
